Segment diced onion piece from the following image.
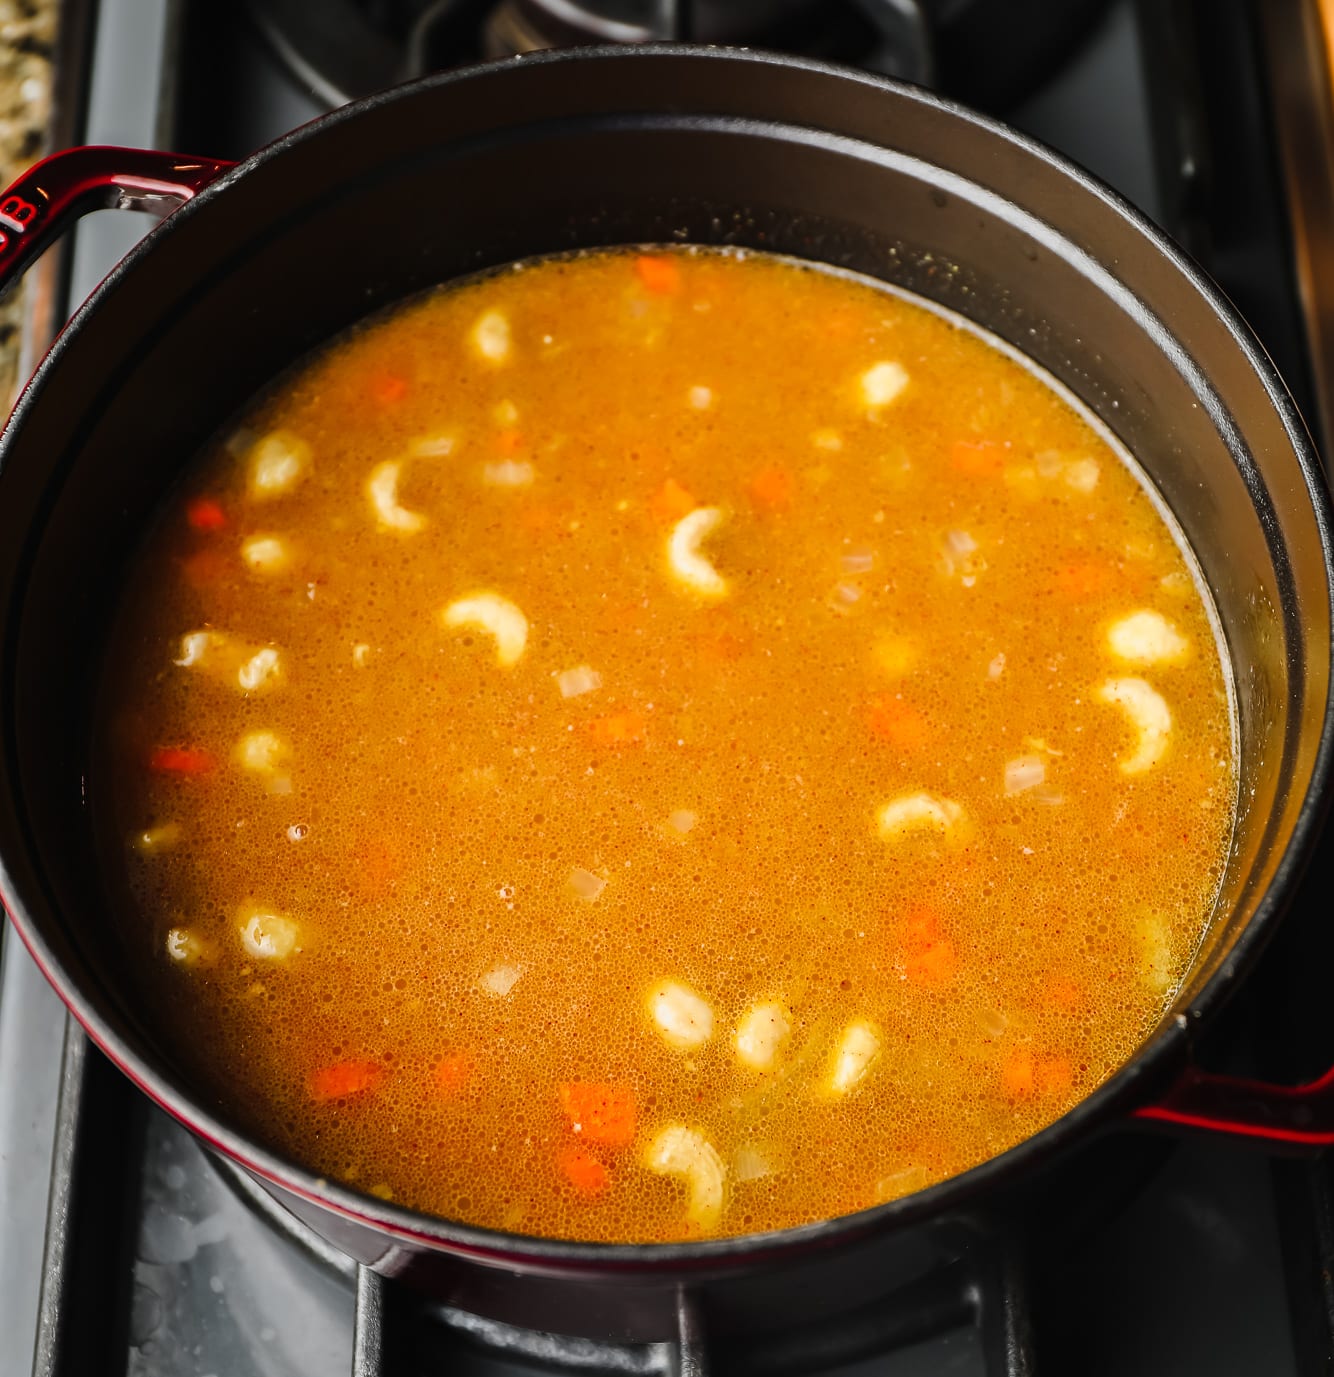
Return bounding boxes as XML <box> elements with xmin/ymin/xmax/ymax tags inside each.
<box><xmin>237</xmin><ymin>646</ymin><xmax>281</xmax><ymax>693</ymax></box>
<box><xmin>479</xmin><ymin>963</ymin><xmax>522</xmax><ymax>997</ymax></box>
<box><xmin>688</xmin><ymin>385</ymin><xmax>713</xmax><ymax>410</ymax></box>
<box><xmin>240</xmin><ymin>534</ymin><xmax>292</xmax><ymax>574</ymax></box>
<box><xmin>234</xmin><ymin>729</ymin><xmax>287</xmax><ymax>777</ymax></box>
<box><xmin>987</xmin><ymin>653</ymin><xmax>1006</xmax><ymax>680</ymax></box>
<box><xmin>667</xmin><ymin>506</ymin><xmax>728</xmax><ymax>598</ymax></box>
<box><xmin>828</xmin><ymin>1019</ymin><xmax>881</xmax><ymax>1095</ymax></box>
<box><xmin>945</xmin><ymin>529</ymin><xmax>977</xmax><ymax>556</ymax></box>
<box><xmin>569</xmin><ymin>867</ymin><xmax>607</xmax><ymax>901</ymax></box>
<box><xmin>827</xmin><ymin>582</ymin><xmax>862</xmax><ymax>615</ymax></box>
<box><xmin>647</xmin><ymin>978</ymin><xmax>714</xmax><ymax>1050</ymax></box>
<box><xmin>366</xmin><ymin>459</ymin><xmax>427</xmax><ymax>533</ymax></box>
<box><xmin>733</xmin><ymin>1001</ymin><xmax>792</xmax><ymax>1072</ymax></box>
<box><xmin>493</xmin><ymin>398</ymin><xmax>519</xmax><ymax>426</ymax></box>
<box><xmin>247</xmin><ymin>431</ymin><xmax>310</xmax><ymax>499</ymax></box>
<box><xmin>237</xmin><ymin>906</ymin><xmax>300</xmax><ymax>960</ymax></box>
<box><xmin>1096</xmin><ymin>677</ymin><xmax>1172</xmax><ymax>774</ymax></box>
<box><xmin>876</xmin><ymin>792</ymin><xmax>963</xmax><ymax>842</ymax></box>
<box><xmin>352</xmin><ymin>643</ymin><xmax>372</xmax><ymax>667</ymax></box>
<box><xmin>1064</xmin><ymin>457</ymin><xmax>1100</xmax><ymax>492</ymax></box>
<box><xmin>133</xmin><ymin>822</ymin><xmax>181</xmax><ymax>854</ymax></box>
<box><xmin>860</xmin><ymin>360</ymin><xmax>909</xmax><ymax>411</ymax></box>
<box><xmin>667</xmin><ymin>809</ymin><xmax>697</xmax><ymax>836</ymax></box>
<box><xmin>409</xmin><ymin>434</ymin><xmax>455</xmax><ymax>458</ymax></box>
<box><xmin>557</xmin><ymin>665</ymin><xmax>602</xmax><ymax>699</ymax></box>
<box><xmin>1003</xmin><ymin>755</ymin><xmax>1046</xmax><ymax>796</ymax></box>
<box><xmin>441</xmin><ymin>591</ymin><xmax>529</xmax><ymax>668</ymax></box>
<box><xmin>470</xmin><ymin>308</ymin><xmax>512</xmax><ymax>363</ymax></box>
<box><xmin>644</xmin><ymin>1124</ymin><xmax>726</xmax><ymax>1232</ymax></box>
<box><xmin>1135</xmin><ymin>913</ymin><xmax>1175</xmax><ymax>993</ymax></box>
<box><xmin>873</xmin><ymin>1165</ymin><xmax>928</xmax><ymax>1203</ymax></box>
<box><xmin>482</xmin><ymin>460</ymin><xmax>535</xmax><ymax>488</ymax></box>
<box><xmin>165</xmin><ymin>926</ymin><xmax>212</xmax><ymax>966</ymax></box>
<box><xmin>733</xmin><ymin>1145</ymin><xmax>772</xmax><ymax>1182</ymax></box>
<box><xmin>840</xmin><ymin>549</ymin><xmax>875</xmax><ymax>574</ymax></box>
<box><xmin>1106</xmin><ymin>609</ymin><xmax>1190</xmax><ymax>667</ymax></box>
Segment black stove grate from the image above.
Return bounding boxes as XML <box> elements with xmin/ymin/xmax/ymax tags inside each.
<box><xmin>347</xmin><ymin>1228</ymin><xmax>1036</xmax><ymax>1376</ymax></box>
<box><xmin>244</xmin><ymin>0</ymin><xmax>1112</xmax><ymax>113</ymax></box>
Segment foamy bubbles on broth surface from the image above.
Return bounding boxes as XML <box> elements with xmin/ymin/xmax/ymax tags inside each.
<box><xmin>95</xmin><ymin>247</ymin><xmax>1235</xmax><ymax>1242</ymax></box>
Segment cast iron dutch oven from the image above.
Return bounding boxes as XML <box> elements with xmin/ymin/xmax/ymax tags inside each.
<box><xmin>0</xmin><ymin>47</ymin><xmax>1331</xmax><ymax>1343</ymax></box>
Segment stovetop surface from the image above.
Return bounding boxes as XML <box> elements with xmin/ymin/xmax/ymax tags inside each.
<box><xmin>2</xmin><ymin>0</ymin><xmax>1331</xmax><ymax>1373</ymax></box>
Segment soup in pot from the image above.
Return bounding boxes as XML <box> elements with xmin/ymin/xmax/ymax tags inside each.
<box><xmin>94</xmin><ymin>247</ymin><xmax>1235</xmax><ymax>1242</ymax></box>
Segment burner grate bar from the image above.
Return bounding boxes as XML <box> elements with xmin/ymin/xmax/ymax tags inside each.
<box><xmin>354</xmin><ymin>1264</ymin><xmax>387</xmax><ymax>1377</ymax></box>
<box><xmin>349</xmin><ymin>1230</ymin><xmax>1034</xmax><ymax>1376</ymax></box>
<box><xmin>670</xmin><ymin>1288</ymin><xmax>707</xmax><ymax>1377</ymax></box>
<box><xmin>32</xmin><ymin>1026</ymin><xmax>144</xmax><ymax>1377</ymax></box>
<box><xmin>972</xmin><ymin>1235</ymin><xmax>1036</xmax><ymax>1377</ymax></box>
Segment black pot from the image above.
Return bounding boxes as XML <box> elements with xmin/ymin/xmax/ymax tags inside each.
<box><xmin>0</xmin><ymin>46</ymin><xmax>1331</xmax><ymax>1344</ymax></box>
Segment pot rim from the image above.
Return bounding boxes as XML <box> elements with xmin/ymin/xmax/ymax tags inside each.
<box><xmin>2</xmin><ymin>41</ymin><xmax>1332</xmax><ymax>1273</ymax></box>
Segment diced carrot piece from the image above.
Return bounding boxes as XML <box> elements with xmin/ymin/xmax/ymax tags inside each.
<box><xmin>900</xmin><ymin>905</ymin><xmax>943</xmax><ymax>944</ymax></box>
<box><xmin>586</xmin><ymin>712</ymin><xmax>647</xmax><ymax>746</ymax></box>
<box><xmin>558</xmin><ymin>1081</ymin><xmax>637</xmax><ymax>1147</ymax></box>
<box><xmin>558</xmin><ymin>1146</ymin><xmax>609</xmax><ymax>1198</ymax></box>
<box><xmin>352</xmin><ymin>837</ymin><xmax>402</xmax><ymax>896</ymax></box>
<box><xmin>371</xmin><ymin>373</ymin><xmax>408</xmax><ymax>405</ymax></box>
<box><xmin>1037</xmin><ymin>1056</ymin><xmax>1073</xmax><ymax>1095</ymax></box>
<box><xmin>310</xmin><ymin>1060</ymin><xmax>383</xmax><ymax>1102</ymax></box>
<box><xmin>519</xmin><ymin>504</ymin><xmax>556</xmax><ymax>533</ymax></box>
<box><xmin>821</xmin><ymin>308</ymin><xmax>860</xmax><ymax>338</ymax></box>
<box><xmin>494</xmin><ymin>429</ymin><xmax>523</xmax><ymax>454</ymax></box>
<box><xmin>181</xmin><ymin>549</ymin><xmax>231</xmax><ymax>586</ymax></box>
<box><xmin>690</xmin><ymin>629</ymin><xmax>754</xmax><ymax>664</ymax></box>
<box><xmin>651</xmin><ymin>478</ymin><xmax>697</xmax><ymax>523</ymax></box>
<box><xmin>635</xmin><ymin>254</ymin><xmax>681</xmax><ymax>295</ymax></box>
<box><xmin>1053</xmin><ymin>561</ymin><xmax>1112</xmax><ymax>599</ymax></box>
<box><xmin>748</xmin><ymin>466</ymin><xmax>794</xmax><ymax>510</ymax></box>
<box><xmin>904</xmin><ymin>938</ymin><xmax>958</xmax><ymax>988</ymax></box>
<box><xmin>896</xmin><ymin>905</ymin><xmax>958</xmax><ymax>988</ymax></box>
<box><xmin>149</xmin><ymin>746</ymin><xmax>215</xmax><ymax>775</ymax></box>
<box><xmin>1045</xmin><ymin>979</ymin><xmax>1083</xmax><ymax>1011</ymax></box>
<box><xmin>1000</xmin><ymin>1049</ymin><xmax>1037</xmax><ymax>1099</ymax></box>
<box><xmin>434</xmin><ymin>1053</ymin><xmax>471</xmax><ymax>1096</ymax></box>
<box><xmin>865</xmin><ymin>696</ymin><xmax>932</xmax><ymax>751</ymax></box>
<box><xmin>186</xmin><ymin>498</ymin><xmax>226</xmax><ymax>531</ymax></box>
<box><xmin>951</xmin><ymin>440</ymin><xmax>1008</xmax><ymax>477</ymax></box>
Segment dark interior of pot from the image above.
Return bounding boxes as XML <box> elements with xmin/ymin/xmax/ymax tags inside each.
<box><xmin>0</xmin><ymin>49</ymin><xmax>1328</xmax><ymax>1209</ymax></box>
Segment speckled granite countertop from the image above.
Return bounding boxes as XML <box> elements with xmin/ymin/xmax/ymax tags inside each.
<box><xmin>0</xmin><ymin>0</ymin><xmax>55</xmax><ymax>409</ymax></box>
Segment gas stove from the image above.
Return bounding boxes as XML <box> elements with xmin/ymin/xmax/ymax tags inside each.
<box><xmin>3</xmin><ymin>1</ymin><xmax>1334</xmax><ymax>1373</ymax></box>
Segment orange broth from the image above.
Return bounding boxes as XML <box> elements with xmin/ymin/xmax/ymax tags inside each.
<box><xmin>94</xmin><ymin>247</ymin><xmax>1235</xmax><ymax>1242</ymax></box>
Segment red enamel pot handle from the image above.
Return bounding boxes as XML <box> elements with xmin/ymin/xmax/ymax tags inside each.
<box><xmin>0</xmin><ymin>145</ymin><xmax>234</xmax><ymax>298</ymax></box>
<box><xmin>1135</xmin><ymin>1063</ymin><xmax>1334</xmax><ymax>1149</ymax></box>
